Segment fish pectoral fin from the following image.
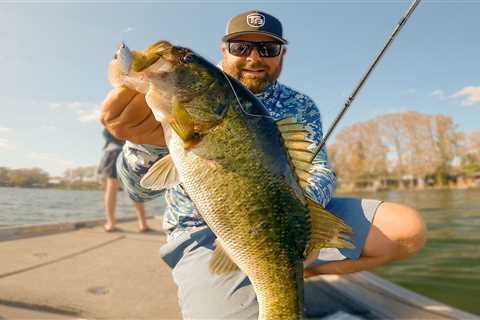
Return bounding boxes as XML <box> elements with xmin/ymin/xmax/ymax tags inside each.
<box><xmin>209</xmin><ymin>240</ymin><xmax>240</xmax><ymax>274</ymax></box>
<box><xmin>170</xmin><ymin>100</ymin><xmax>200</xmax><ymax>146</ymax></box>
<box><xmin>305</xmin><ymin>197</ymin><xmax>354</xmax><ymax>256</ymax></box>
<box><xmin>139</xmin><ymin>154</ymin><xmax>180</xmax><ymax>190</ymax></box>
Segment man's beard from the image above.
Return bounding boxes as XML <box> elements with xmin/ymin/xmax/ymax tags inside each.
<box><xmin>222</xmin><ymin>57</ymin><xmax>283</xmax><ymax>94</ymax></box>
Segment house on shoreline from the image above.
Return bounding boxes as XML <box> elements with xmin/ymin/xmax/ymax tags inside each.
<box><xmin>338</xmin><ymin>172</ymin><xmax>480</xmax><ymax>192</ymax></box>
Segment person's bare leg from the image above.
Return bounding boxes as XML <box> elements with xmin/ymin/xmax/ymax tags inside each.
<box><xmin>104</xmin><ymin>177</ymin><xmax>119</xmax><ymax>232</ymax></box>
<box><xmin>304</xmin><ymin>202</ymin><xmax>426</xmax><ymax>277</ymax></box>
<box><xmin>133</xmin><ymin>201</ymin><xmax>149</xmax><ymax>232</ymax></box>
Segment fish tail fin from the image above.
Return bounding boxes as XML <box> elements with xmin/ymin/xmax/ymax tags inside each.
<box><xmin>305</xmin><ymin>197</ymin><xmax>354</xmax><ymax>256</ymax></box>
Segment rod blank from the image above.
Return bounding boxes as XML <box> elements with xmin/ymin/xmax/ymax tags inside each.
<box><xmin>312</xmin><ymin>0</ymin><xmax>422</xmax><ymax>159</ymax></box>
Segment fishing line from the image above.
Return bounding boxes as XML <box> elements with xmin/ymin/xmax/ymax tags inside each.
<box><xmin>221</xmin><ymin>70</ymin><xmax>275</xmax><ymax>120</ymax></box>
<box><xmin>312</xmin><ymin>0</ymin><xmax>422</xmax><ymax>159</ymax></box>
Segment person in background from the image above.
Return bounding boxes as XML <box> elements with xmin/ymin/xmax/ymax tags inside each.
<box><xmin>97</xmin><ymin>128</ymin><xmax>150</xmax><ymax>232</ymax></box>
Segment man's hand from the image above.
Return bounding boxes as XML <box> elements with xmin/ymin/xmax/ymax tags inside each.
<box><xmin>100</xmin><ymin>87</ymin><xmax>166</xmax><ymax>146</ymax></box>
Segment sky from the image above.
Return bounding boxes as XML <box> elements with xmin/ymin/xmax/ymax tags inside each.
<box><xmin>0</xmin><ymin>1</ymin><xmax>479</xmax><ymax>176</ymax></box>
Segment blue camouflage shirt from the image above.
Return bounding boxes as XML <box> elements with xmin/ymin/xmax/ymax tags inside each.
<box><xmin>117</xmin><ymin>81</ymin><xmax>336</xmax><ymax>235</ymax></box>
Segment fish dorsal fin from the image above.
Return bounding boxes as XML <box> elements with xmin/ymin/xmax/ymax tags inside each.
<box><xmin>305</xmin><ymin>196</ymin><xmax>354</xmax><ymax>256</ymax></box>
<box><xmin>209</xmin><ymin>239</ymin><xmax>240</xmax><ymax>274</ymax></box>
<box><xmin>170</xmin><ymin>100</ymin><xmax>200</xmax><ymax>147</ymax></box>
<box><xmin>140</xmin><ymin>154</ymin><xmax>180</xmax><ymax>190</ymax></box>
<box><xmin>276</xmin><ymin>117</ymin><xmax>316</xmax><ymax>189</ymax></box>
<box><xmin>276</xmin><ymin>117</ymin><xmax>353</xmax><ymax>255</ymax></box>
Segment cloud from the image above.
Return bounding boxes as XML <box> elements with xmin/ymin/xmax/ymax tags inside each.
<box><xmin>77</xmin><ymin>109</ymin><xmax>100</xmax><ymax>122</ymax></box>
<box><xmin>122</xmin><ymin>27</ymin><xmax>134</xmax><ymax>33</ymax></box>
<box><xmin>0</xmin><ymin>55</ymin><xmax>27</xmax><ymax>66</ymax></box>
<box><xmin>48</xmin><ymin>101</ymin><xmax>97</xmax><ymax>110</ymax></box>
<box><xmin>27</xmin><ymin>152</ymin><xmax>78</xmax><ymax>176</ymax></box>
<box><xmin>431</xmin><ymin>89</ymin><xmax>447</xmax><ymax>100</ymax></box>
<box><xmin>28</xmin><ymin>152</ymin><xmax>76</xmax><ymax>168</ymax></box>
<box><xmin>0</xmin><ymin>138</ymin><xmax>15</xmax><ymax>151</ymax></box>
<box><xmin>403</xmin><ymin>88</ymin><xmax>416</xmax><ymax>95</ymax></box>
<box><xmin>48</xmin><ymin>101</ymin><xmax>100</xmax><ymax>122</ymax></box>
<box><xmin>12</xmin><ymin>57</ymin><xmax>27</xmax><ymax>65</ymax></box>
<box><xmin>40</xmin><ymin>125</ymin><xmax>57</xmax><ymax>131</ymax></box>
<box><xmin>451</xmin><ymin>86</ymin><xmax>480</xmax><ymax>106</ymax></box>
<box><xmin>0</xmin><ymin>127</ymin><xmax>14</xmax><ymax>150</ymax></box>
<box><xmin>48</xmin><ymin>102</ymin><xmax>62</xmax><ymax>110</ymax></box>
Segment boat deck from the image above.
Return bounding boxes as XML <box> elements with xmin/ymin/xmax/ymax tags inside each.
<box><xmin>0</xmin><ymin>218</ymin><xmax>477</xmax><ymax>319</ymax></box>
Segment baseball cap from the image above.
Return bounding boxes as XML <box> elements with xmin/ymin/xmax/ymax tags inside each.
<box><xmin>222</xmin><ymin>10</ymin><xmax>288</xmax><ymax>44</ymax></box>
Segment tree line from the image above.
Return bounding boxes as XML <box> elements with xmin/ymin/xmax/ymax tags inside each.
<box><xmin>328</xmin><ymin>111</ymin><xmax>480</xmax><ymax>190</ymax></box>
<box><xmin>0</xmin><ymin>166</ymin><xmax>101</xmax><ymax>190</ymax></box>
<box><xmin>0</xmin><ymin>167</ymin><xmax>50</xmax><ymax>188</ymax></box>
<box><xmin>1</xmin><ymin>111</ymin><xmax>478</xmax><ymax>191</ymax></box>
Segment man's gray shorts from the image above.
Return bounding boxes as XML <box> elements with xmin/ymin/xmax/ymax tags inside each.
<box><xmin>160</xmin><ymin>197</ymin><xmax>382</xmax><ymax>319</ymax></box>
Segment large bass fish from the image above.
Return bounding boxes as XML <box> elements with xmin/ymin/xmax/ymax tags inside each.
<box><xmin>109</xmin><ymin>41</ymin><xmax>352</xmax><ymax>319</ymax></box>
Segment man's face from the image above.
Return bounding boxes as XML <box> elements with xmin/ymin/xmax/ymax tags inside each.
<box><xmin>221</xmin><ymin>34</ymin><xmax>286</xmax><ymax>94</ymax></box>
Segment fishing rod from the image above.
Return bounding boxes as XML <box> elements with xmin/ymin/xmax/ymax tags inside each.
<box><xmin>312</xmin><ymin>0</ymin><xmax>422</xmax><ymax>159</ymax></box>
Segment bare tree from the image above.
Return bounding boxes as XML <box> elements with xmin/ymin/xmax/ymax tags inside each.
<box><xmin>460</xmin><ymin>130</ymin><xmax>480</xmax><ymax>175</ymax></box>
<box><xmin>330</xmin><ymin>111</ymin><xmax>463</xmax><ymax>189</ymax></box>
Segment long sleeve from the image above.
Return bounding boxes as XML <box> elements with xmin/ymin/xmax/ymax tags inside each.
<box><xmin>301</xmin><ymin>98</ymin><xmax>337</xmax><ymax>208</ymax></box>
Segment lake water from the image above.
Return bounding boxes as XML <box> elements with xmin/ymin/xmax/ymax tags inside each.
<box><xmin>345</xmin><ymin>188</ymin><xmax>480</xmax><ymax>315</ymax></box>
<box><xmin>1</xmin><ymin>186</ymin><xmax>479</xmax><ymax>315</ymax></box>
<box><xmin>0</xmin><ymin>187</ymin><xmax>166</xmax><ymax>226</ymax></box>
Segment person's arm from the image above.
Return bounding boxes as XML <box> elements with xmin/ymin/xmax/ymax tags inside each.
<box><xmin>301</xmin><ymin>98</ymin><xmax>337</xmax><ymax>208</ymax></box>
<box><xmin>100</xmin><ymin>87</ymin><xmax>166</xmax><ymax>146</ymax></box>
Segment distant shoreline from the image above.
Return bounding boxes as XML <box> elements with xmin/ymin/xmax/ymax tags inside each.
<box><xmin>2</xmin><ymin>185</ymin><xmax>478</xmax><ymax>193</ymax></box>
<box><xmin>0</xmin><ymin>185</ymin><xmax>103</xmax><ymax>192</ymax></box>
<box><xmin>337</xmin><ymin>185</ymin><xmax>480</xmax><ymax>194</ymax></box>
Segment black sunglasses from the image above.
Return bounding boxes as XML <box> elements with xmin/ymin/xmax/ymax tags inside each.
<box><xmin>227</xmin><ymin>41</ymin><xmax>283</xmax><ymax>58</ymax></box>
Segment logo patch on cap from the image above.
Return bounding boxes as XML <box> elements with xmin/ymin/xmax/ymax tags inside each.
<box><xmin>246</xmin><ymin>13</ymin><xmax>265</xmax><ymax>27</ymax></box>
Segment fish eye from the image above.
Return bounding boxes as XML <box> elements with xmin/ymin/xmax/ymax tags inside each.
<box><xmin>182</xmin><ymin>54</ymin><xmax>194</xmax><ymax>64</ymax></box>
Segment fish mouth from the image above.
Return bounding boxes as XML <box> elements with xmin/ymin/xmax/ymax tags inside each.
<box><xmin>113</xmin><ymin>42</ymin><xmax>132</xmax><ymax>75</ymax></box>
<box><xmin>114</xmin><ymin>42</ymin><xmax>127</xmax><ymax>58</ymax></box>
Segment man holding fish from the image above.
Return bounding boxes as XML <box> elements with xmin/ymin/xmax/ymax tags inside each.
<box><xmin>100</xmin><ymin>10</ymin><xmax>426</xmax><ymax>319</ymax></box>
